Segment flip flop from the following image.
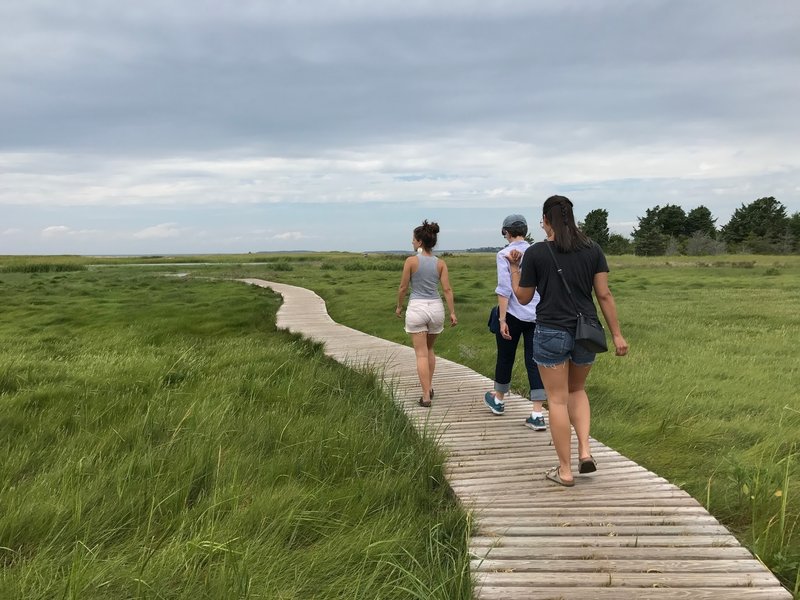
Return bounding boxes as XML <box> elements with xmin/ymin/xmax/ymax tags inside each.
<box><xmin>545</xmin><ymin>466</ymin><xmax>574</xmax><ymax>487</ymax></box>
<box><xmin>418</xmin><ymin>397</ymin><xmax>432</xmax><ymax>408</ymax></box>
<box><xmin>579</xmin><ymin>456</ymin><xmax>597</xmax><ymax>474</ymax></box>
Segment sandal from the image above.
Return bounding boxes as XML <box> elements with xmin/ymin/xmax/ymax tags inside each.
<box><xmin>545</xmin><ymin>466</ymin><xmax>575</xmax><ymax>487</ymax></box>
<box><xmin>430</xmin><ymin>388</ymin><xmax>434</xmax><ymax>399</ymax></box>
<box><xmin>418</xmin><ymin>397</ymin><xmax>432</xmax><ymax>408</ymax></box>
<box><xmin>579</xmin><ymin>455</ymin><xmax>597</xmax><ymax>474</ymax></box>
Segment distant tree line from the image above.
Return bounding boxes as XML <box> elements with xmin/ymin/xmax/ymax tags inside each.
<box><xmin>580</xmin><ymin>197</ymin><xmax>800</xmax><ymax>256</ymax></box>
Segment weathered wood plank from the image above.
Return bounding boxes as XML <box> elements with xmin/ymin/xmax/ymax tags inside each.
<box><xmin>466</xmin><ymin>496</ymin><xmax>703</xmax><ymax>508</ymax></box>
<box><xmin>473</xmin><ymin>507</ymin><xmax>711</xmax><ymax>517</ymax></box>
<box><xmin>477</xmin><ymin>515</ymin><xmax>721</xmax><ymax>527</ymax></box>
<box><xmin>475</xmin><ymin>571</ymin><xmax>782</xmax><ymax>587</ymax></box>
<box><xmin>475</xmin><ymin>525</ymin><xmax>732</xmax><ymax>537</ymax></box>
<box><xmin>469</xmin><ymin>546</ymin><xmax>755</xmax><ymax>560</ymax></box>
<box><xmin>473</xmin><ymin>558</ymin><xmax>772</xmax><ymax>573</ymax></box>
<box><xmin>469</xmin><ymin>534</ymin><xmax>741</xmax><ymax>548</ymax></box>
<box><xmin>476</xmin><ymin>588</ymin><xmax>791</xmax><ymax>600</ymax></box>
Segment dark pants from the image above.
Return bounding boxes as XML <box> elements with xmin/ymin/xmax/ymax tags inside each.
<box><xmin>493</xmin><ymin>313</ymin><xmax>546</xmax><ymax>401</ymax></box>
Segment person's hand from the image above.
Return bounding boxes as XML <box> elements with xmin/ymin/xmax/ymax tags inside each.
<box><xmin>395</xmin><ymin>306</ymin><xmax>403</xmax><ymax>318</ymax></box>
<box><xmin>613</xmin><ymin>333</ymin><xmax>629</xmax><ymax>357</ymax></box>
<box><xmin>450</xmin><ymin>313</ymin><xmax>458</xmax><ymax>327</ymax></box>
<box><xmin>506</xmin><ymin>249</ymin><xmax>522</xmax><ymax>268</ymax></box>
<box><xmin>500</xmin><ymin>321</ymin><xmax>511</xmax><ymax>340</ymax></box>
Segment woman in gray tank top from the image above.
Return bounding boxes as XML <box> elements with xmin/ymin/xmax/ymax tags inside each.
<box><xmin>395</xmin><ymin>220</ymin><xmax>458</xmax><ymax>407</ymax></box>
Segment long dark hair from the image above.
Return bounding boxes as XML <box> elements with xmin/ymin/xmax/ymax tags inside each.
<box><xmin>543</xmin><ymin>195</ymin><xmax>592</xmax><ymax>252</ymax></box>
<box><xmin>414</xmin><ymin>220</ymin><xmax>440</xmax><ymax>251</ymax></box>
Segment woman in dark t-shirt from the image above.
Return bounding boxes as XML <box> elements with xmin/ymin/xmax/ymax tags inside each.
<box><xmin>507</xmin><ymin>195</ymin><xmax>629</xmax><ymax>487</ymax></box>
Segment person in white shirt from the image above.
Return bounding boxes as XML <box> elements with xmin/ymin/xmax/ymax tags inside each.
<box><xmin>483</xmin><ymin>214</ymin><xmax>547</xmax><ymax>430</ymax></box>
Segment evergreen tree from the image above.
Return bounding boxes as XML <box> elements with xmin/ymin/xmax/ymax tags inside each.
<box><xmin>581</xmin><ymin>209</ymin><xmax>610</xmax><ymax>248</ymax></box>
<box><xmin>633</xmin><ymin>205</ymin><xmax>661</xmax><ymax>234</ymax></box>
<box><xmin>606</xmin><ymin>234</ymin><xmax>633</xmax><ymax>255</ymax></box>
<box><xmin>658</xmin><ymin>204</ymin><xmax>688</xmax><ymax>238</ymax></box>
<box><xmin>632</xmin><ymin>206</ymin><xmax>668</xmax><ymax>256</ymax></box>
<box><xmin>720</xmin><ymin>197</ymin><xmax>788</xmax><ymax>247</ymax></box>
<box><xmin>634</xmin><ymin>230</ymin><xmax>668</xmax><ymax>256</ymax></box>
<box><xmin>788</xmin><ymin>212</ymin><xmax>800</xmax><ymax>253</ymax></box>
<box><xmin>685</xmin><ymin>206</ymin><xmax>717</xmax><ymax>238</ymax></box>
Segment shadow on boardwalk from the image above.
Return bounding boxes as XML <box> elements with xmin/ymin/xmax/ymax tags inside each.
<box><xmin>241</xmin><ymin>278</ymin><xmax>792</xmax><ymax>600</ymax></box>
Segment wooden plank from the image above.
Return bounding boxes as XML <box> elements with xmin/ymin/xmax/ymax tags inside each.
<box><xmin>451</xmin><ymin>480</ymin><xmax>679</xmax><ymax>496</ymax></box>
<box><xmin>472</xmin><ymin>558</ymin><xmax>772</xmax><ymax>573</ymax></box>
<box><xmin>464</xmin><ymin>493</ymin><xmax>700</xmax><ymax>507</ymax></box>
<box><xmin>465</xmin><ymin>488</ymin><xmax>705</xmax><ymax>513</ymax></box>
<box><xmin>469</xmin><ymin>546</ymin><xmax>755</xmax><ymax>560</ymax></box>
<box><xmin>475</xmin><ymin>525</ymin><xmax>732</xmax><ymax>537</ymax></box>
<box><xmin>476</xmin><ymin>588</ymin><xmax>792</xmax><ymax>600</ymax></box>
<box><xmin>472</xmin><ymin>506</ymin><xmax>711</xmax><ymax>517</ymax></box>
<box><xmin>475</xmin><ymin>571</ymin><xmax>782</xmax><ymax>587</ymax></box>
<box><xmin>477</xmin><ymin>515</ymin><xmax>721</xmax><ymax>527</ymax></box>
<box><xmin>469</xmin><ymin>534</ymin><xmax>741</xmax><ymax>548</ymax></box>
<box><xmin>451</xmin><ymin>467</ymin><xmax>663</xmax><ymax>485</ymax></box>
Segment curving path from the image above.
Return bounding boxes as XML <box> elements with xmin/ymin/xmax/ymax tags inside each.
<box><xmin>241</xmin><ymin>278</ymin><xmax>792</xmax><ymax>600</ymax></box>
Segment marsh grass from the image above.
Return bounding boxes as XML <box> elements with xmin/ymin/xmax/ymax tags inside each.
<box><xmin>0</xmin><ymin>269</ymin><xmax>471</xmax><ymax>599</ymax></box>
<box><xmin>0</xmin><ymin>261</ymin><xmax>86</xmax><ymax>273</ymax></box>
<box><xmin>199</xmin><ymin>252</ymin><xmax>800</xmax><ymax>596</ymax></box>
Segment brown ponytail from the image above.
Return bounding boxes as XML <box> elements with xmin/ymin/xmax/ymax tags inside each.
<box><xmin>543</xmin><ymin>195</ymin><xmax>592</xmax><ymax>252</ymax></box>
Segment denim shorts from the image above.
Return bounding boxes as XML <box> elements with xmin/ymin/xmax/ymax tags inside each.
<box><xmin>533</xmin><ymin>325</ymin><xmax>596</xmax><ymax>367</ymax></box>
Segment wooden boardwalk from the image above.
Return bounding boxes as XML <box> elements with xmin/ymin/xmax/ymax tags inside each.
<box><xmin>241</xmin><ymin>279</ymin><xmax>792</xmax><ymax>600</ymax></box>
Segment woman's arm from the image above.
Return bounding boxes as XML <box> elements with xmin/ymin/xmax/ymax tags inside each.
<box><xmin>593</xmin><ymin>271</ymin><xmax>629</xmax><ymax>356</ymax></box>
<box><xmin>395</xmin><ymin>257</ymin><xmax>413</xmax><ymax>318</ymax></box>
<box><xmin>495</xmin><ymin>252</ymin><xmax>513</xmax><ymax>338</ymax></box>
<box><xmin>438</xmin><ymin>260</ymin><xmax>458</xmax><ymax>326</ymax></box>
<box><xmin>506</xmin><ymin>249</ymin><xmax>535</xmax><ymax>305</ymax></box>
<box><xmin>497</xmin><ymin>294</ymin><xmax>512</xmax><ymax>339</ymax></box>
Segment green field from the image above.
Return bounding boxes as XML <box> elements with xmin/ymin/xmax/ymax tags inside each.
<box><xmin>0</xmin><ymin>267</ymin><xmax>471</xmax><ymax>599</ymax></box>
<box><xmin>197</xmin><ymin>252</ymin><xmax>800</xmax><ymax>596</ymax></box>
<box><xmin>1</xmin><ymin>253</ymin><xmax>798</xmax><ymax>598</ymax></box>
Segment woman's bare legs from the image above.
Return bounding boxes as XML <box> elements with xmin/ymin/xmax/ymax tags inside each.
<box><xmin>411</xmin><ymin>332</ymin><xmax>434</xmax><ymax>402</ymax></box>
<box><xmin>537</xmin><ymin>362</ymin><xmax>573</xmax><ymax>482</ymax></box>
<box><xmin>568</xmin><ymin>363</ymin><xmax>593</xmax><ymax>461</ymax></box>
<box><xmin>426</xmin><ymin>333</ymin><xmax>438</xmax><ymax>392</ymax></box>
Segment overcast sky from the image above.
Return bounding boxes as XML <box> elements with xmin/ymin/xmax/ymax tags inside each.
<box><xmin>1</xmin><ymin>0</ymin><xmax>798</xmax><ymax>254</ymax></box>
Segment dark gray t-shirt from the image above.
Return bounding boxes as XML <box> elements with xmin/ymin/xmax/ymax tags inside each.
<box><xmin>519</xmin><ymin>241</ymin><xmax>609</xmax><ymax>332</ymax></box>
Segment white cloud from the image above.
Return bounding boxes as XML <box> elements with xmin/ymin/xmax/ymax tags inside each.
<box><xmin>41</xmin><ymin>225</ymin><xmax>71</xmax><ymax>237</ymax></box>
<box><xmin>133</xmin><ymin>223</ymin><xmax>183</xmax><ymax>239</ymax></box>
<box><xmin>2</xmin><ymin>228</ymin><xmax>23</xmax><ymax>235</ymax></box>
<box><xmin>272</xmin><ymin>231</ymin><xmax>308</xmax><ymax>240</ymax></box>
<box><xmin>2</xmin><ymin>135</ymin><xmax>796</xmax><ymax>212</ymax></box>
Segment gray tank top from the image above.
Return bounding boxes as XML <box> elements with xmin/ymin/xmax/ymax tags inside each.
<box><xmin>410</xmin><ymin>254</ymin><xmax>440</xmax><ymax>300</ymax></box>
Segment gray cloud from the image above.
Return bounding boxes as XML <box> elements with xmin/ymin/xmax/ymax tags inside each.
<box><xmin>3</xmin><ymin>0</ymin><xmax>798</xmax><ymax>156</ymax></box>
<box><xmin>1</xmin><ymin>0</ymin><xmax>798</xmax><ymax>254</ymax></box>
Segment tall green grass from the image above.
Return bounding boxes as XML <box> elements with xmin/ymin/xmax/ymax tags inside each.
<box><xmin>203</xmin><ymin>252</ymin><xmax>800</xmax><ymax>596</ymax></box>
<box><xmin>0</xmin><ymin>270</ymin><xmax>471</xmax><ymax>599</ymax></box>
<box><xmin>0</xmin><ymin>261</ymin><xmax>86</xmax><ymax>273</ymax></box>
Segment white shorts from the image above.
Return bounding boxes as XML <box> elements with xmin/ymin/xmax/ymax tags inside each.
<box><xmin>405</xmin><ymin>298</ymin><xmax>445</xmax><ymax>334</ymax></box>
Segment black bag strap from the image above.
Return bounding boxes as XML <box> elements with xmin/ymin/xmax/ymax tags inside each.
<box><xmin>545</xmin><ymin>242</ymin><xmax>582</xmax><ymax>317</ymax></box>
